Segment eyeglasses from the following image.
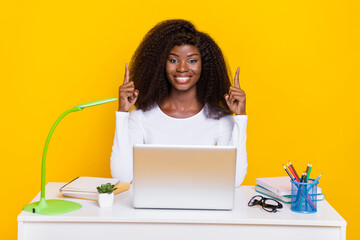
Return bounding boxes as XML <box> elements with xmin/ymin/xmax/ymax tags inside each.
<box><xmin>248</xmin><ymin>195</ymin><xmax>283</xmax><ymax>213</ymax></box>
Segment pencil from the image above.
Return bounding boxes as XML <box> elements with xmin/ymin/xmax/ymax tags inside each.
<box><xmin>300</xmin><ymin>172</ymin><xmax>305</xmax><ymax>182</ymax></box>
<box><xmin>305</xmin><ymin>163</ymin><xmax>310</xmax><ymax>177</ymax></box>
<box><xmin>314</xmin><ymin>173</ymin><xmax>323</xmax><ymax>182</ymax></box>
<box><xmin>288</xmin><ymin>161</ymin><xmax>300</xmax><ymax>181</ymax></box>
<box><xmin>287</xmin><ymin>163</ymin><xmax>300</xmax><ymax>182</ymax></box>
<box><xmin>306</xmin><ymin>164</ymin><xmax>312</xmax><ymax>182</ymax></box>
<box><xmin>283</xmin><ymin>164</ymin><xmax>295</xmax><ymax>181</ymax></box>
<box><xmin>297</xmin><ymin>172</ymin><xmax>306</xmax><ymax>209</ymax></box>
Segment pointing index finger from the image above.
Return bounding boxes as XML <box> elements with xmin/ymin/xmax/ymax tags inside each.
<box><xmin>234</xmin><ymin>67</ymin><xmax>241</xmax><ymax>88</ymax></box>
<box><xmin>124</xmin><ymin>63</ymin><xmax>130</xmax><ymax>84</ymax></box>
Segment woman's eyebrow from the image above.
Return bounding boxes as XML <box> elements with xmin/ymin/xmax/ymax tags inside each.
<box><xmin>168</xmin><ymin>53</ymin><xmax>200</xmax><ymax>57</ymax></box>
<box><xmin>187</xmin><ymin>53</ymin><xmax>199</xmax><ymax>57</ymax></box>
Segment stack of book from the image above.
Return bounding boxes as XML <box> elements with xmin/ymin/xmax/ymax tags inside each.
<box><xmin>255</xmin><ymin>176</ymin><xmax>324</xmax><ymax>204</ymax></box>
<box><xmin>60</xmin><ymin>176</ymin><xmax>130</xmax><ymax>201</ymax></box>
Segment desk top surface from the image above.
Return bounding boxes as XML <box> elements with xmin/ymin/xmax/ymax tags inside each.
<box><xmin>18</xmin><ymin>182</ymin><xmax>346</xmax><ymax>227</ymax></box>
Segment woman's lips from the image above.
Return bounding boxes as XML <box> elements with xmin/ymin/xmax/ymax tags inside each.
<box><xmin>174</xmin><ymin>76</ymin><xmax>191</xmax><ymax>83</ymax></box>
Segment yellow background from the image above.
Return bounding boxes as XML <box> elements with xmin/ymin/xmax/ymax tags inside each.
<box><xmin>1</xmin><ymin>0</ymin><xmax>359</xmax><ymax>239</ymax></box>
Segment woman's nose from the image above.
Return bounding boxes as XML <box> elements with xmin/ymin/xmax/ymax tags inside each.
<box><xmin>176</xmin><ymin>62</ymin><xmax>189</xmax><ymax>72</ymax></box>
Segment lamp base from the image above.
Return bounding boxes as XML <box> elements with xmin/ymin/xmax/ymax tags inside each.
<box><xmin>23</xmin><ymin>198</ymin><xmax>81</xmax><ymax>215</ymax></box>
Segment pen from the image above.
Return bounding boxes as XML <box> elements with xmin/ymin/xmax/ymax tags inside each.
<box><xmin>289</xmin><ymin>161</ymin><xmax>300</xmax><ymax>181</ymax></box>
<box><xmin>283</xmin><ymin>164</ymin><xmax>295</xmax><ymax>181</ymax></box>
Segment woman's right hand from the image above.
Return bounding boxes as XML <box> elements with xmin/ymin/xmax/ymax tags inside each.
<box><xmin>118</xmin><ymin>63</ymin><xmax>139</xmax><ymax>112</ymax></box>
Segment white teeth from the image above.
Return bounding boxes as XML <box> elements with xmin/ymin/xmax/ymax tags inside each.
<box><xmin>176</xmin><ymin>77</ymin><xmax>190</xmax><ymax>81</ymax></box>
<box><xmin>174</xmin><ymin>76</ymin><xmax>191</xmax><ymax>83</ymax></box>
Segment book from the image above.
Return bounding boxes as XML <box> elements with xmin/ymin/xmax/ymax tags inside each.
<box><xmin>255</xmin><ymin>185</ymin><xmax>325</xmax><ymax>204</ymax></box>
<box><xmin>60</xmin><ymin>177</ymin><xmax>130</xmax><ymax>201</ymax></box>
<box><xmin>256</xmin><ymin>176</ymin><xmax>322</xmax><ymax>196</ymax></box>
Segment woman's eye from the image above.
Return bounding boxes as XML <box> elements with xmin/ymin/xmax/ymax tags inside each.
<box><xmin>169</xmin><ymin>59</ymin><xmax>178</xmax><ymax>63</ymax></box>
<box><xmin>189</xmin><ymin>59</ymin><xmax>197</xmax><ymax>63</ymax></box>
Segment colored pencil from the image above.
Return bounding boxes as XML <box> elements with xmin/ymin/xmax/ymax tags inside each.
<box><xmin>304</xmin><ymin>172</ymin><xmax>323</xmax><ymax>195</ymax></box>
<box><xmin>283</xmin><ymin>164</ymin><xmax>295</xmax><ymax>181</ymax></box>
<box><xmin>288</xmin><ymin>161</ymin><xmax>300</xmax><ymax>181</ymax></box>
<box><xmin>297</xmin><ymin>172</ymin><xmax>305</xmax><ymax>209</ymax></box>
<box><xmin>305</xmin><ymin>163</ymin><xmax>310</xmax><ymax>177</ymax></box>
<box><xmin>300</xmin><ymin>172</ymin><xmax>304</xmax><ymax>182</ymax></box>
<box><xmin>306</xmin><ymin>164</ymin><xmax>312</xmax><ymax>182</ymax></box>
<box><xmin>287</xmin><ymin>163</ymin><xmax>300</xmax><ymax>182</ymax></box>
<box><xmin>314</xmin><ymin>173</ymin><xmax>323</xmax><ymax>182</ymax></box>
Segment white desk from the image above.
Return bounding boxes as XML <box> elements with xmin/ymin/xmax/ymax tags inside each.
<box><xmin>18</xmin><ymin>183</ymin><xmax>346</xmax><ymax>240</ymax></box>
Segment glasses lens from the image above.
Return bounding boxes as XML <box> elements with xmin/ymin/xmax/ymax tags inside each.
<box><xmin>264</xmin><ymin>199</ymin><xmax>280</xmax><ymax>207</ymax></box>
<box><xmin>263</xmin><ymin>199</ymin><xmax>282</xmax><ymax>212</ymax></box>
<box><xmin>262</xmin><ymin>205</ymin><xmax>277</xmax><ymax>212</ymax></box>
<box><xmin>248</xmin><ymin>196</ymin><xmax>263</xmax><ymax>206</ymax></box>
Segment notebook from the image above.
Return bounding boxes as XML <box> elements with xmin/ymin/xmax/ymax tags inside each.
<box><xmin>132</xmin><ymin>144</ymin><xmax>237</xmax><ymax>210</ymax></box>
<box><xmin>60</xmin><ymin>177</ymin><xmax>119</xmax><ymax>193</ymax></box>
<box><xmin>256</xmin><ymin>176</ymin><xmax>322</xmax><ymax>196</ymax></box>
<box><xmin>60</xmin><ymin>177</ymin><xmax>130</xmax><ymax>201</ymax></box>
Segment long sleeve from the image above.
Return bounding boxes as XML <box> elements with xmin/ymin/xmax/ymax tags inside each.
<box><xmin>218</xmin><ymin>115</ymin><xmax>248</xmax><ymax>187</ymax></box>
<box><xmin>110</xmin><ymin>111</ymin><xmax>144</xmax><ymax>183</ymax></box>
<box><xmin>110</xmin><ymin>107</ymin><xmax>248</xmax><ymax>187</ymax></box>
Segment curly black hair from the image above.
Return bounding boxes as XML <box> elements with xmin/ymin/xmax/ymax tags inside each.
<box><xmin>130</xmin><ymin>19</ymin><xmax>232</xmax><ymax>119</ymax></box>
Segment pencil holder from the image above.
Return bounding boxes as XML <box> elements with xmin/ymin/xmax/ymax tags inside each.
<box><xmin>290</xmin><ymin>178</ymin><xmax>319</xmax><ymax>214</ymax></box>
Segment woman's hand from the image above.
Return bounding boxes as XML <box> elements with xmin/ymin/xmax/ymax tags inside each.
<box><xmin>118</xmin><ymin>63</ymin><xmax>139</xmax><ymax>112</ymax></box>
<box><xmin>224</xmin><ymin>67</ymin><xmax>246</xmax><ymax>115</ymax></box>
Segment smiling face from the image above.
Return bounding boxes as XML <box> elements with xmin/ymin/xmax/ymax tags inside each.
<box><xmin>166</xmin><ymin>44</ymin><xmax>202</xmax><ymax>92</ymax></box>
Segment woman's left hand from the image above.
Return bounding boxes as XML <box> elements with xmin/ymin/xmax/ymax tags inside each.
<box><xmin>224</xmin><ymin>67</ymin><xmax>246</xmax><ymax>115</ymax></box>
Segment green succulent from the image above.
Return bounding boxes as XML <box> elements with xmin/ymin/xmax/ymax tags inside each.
<box><xmin>97</xmin><ymin>183</ymin><xmax>118</xmax><ymax>194</ymax></box>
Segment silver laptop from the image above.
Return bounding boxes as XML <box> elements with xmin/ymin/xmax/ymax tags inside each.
<box><xmin>133</xmin><ymin>144</ymin><xmax>237</xmax><ymax>210</ymax></box>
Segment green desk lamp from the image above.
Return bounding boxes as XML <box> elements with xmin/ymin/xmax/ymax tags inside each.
<box><xmin>23</xmin><ymin>98</ymin><xmax>117</xmax><ymax>215</ymax></box>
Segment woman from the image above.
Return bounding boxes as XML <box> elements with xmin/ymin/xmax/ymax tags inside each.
<box><xmin>111</xmin><ymin>19</ymin><xmax>247</xmax><ymax>187</ymax></box>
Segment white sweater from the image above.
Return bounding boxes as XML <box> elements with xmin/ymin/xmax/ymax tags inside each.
<box><xmin>110</xmin><ymin>105</ymin><xmax>248</xmax><ymax>187</ymax></box>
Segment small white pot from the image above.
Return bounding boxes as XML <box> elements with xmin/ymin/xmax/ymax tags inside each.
<box><xmin>98</xmin><ymin>192</ymin><xmax>114</xmax><ymax>208</ymax></box>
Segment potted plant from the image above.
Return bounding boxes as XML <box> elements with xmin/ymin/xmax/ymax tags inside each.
<box><xmin>97</xmin><ymin>183</ymin><xmax>118</xmax><ymax>208</ymax></box>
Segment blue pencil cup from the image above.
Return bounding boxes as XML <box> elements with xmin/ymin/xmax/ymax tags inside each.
<box><xmin>290</xmin><ymin>178</ymin><xmax>319</xmax><ymax>214</ymax></box>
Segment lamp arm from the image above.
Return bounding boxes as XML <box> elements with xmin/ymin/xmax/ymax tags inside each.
<box><xmin>40</xmin><ymin>107</ymin><xmax>82</xmax><ymax>199</ymax></box>
<box><xmin>23</xmin><ymin>98</ymin><xmax>116</xmax><ymax>215</ymax></box>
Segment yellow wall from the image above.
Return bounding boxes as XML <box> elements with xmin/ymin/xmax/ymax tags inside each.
<box><xmin>1</xmin><ymin>0</ymin><xmax>359</xmax><ymax>238</ymax></box>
